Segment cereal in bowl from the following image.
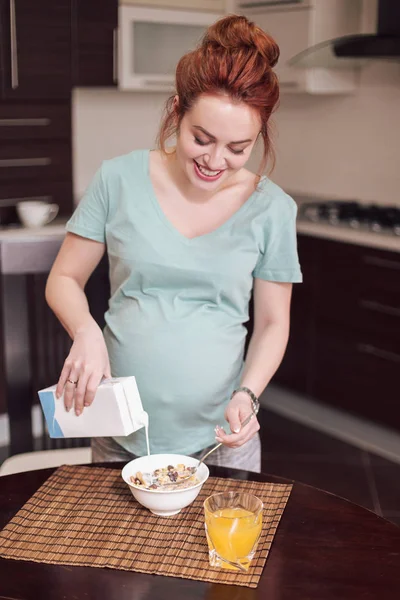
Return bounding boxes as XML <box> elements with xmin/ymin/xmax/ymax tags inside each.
<box><xmin>130</xmin><ymin>463</ymin><xmax>199</xmax><ymax>491</ymax></box>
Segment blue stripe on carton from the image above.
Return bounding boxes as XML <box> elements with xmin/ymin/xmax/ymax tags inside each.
<box><xmin>38</xmin><ymin>391</ymin><xmax>64</xmax><ymax>438</ymax></box>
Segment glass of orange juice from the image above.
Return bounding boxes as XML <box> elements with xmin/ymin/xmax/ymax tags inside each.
<box><xmin>204</xmin><ymin>491</ymin><xmax>263</xmax><ymax>572</ymax></box>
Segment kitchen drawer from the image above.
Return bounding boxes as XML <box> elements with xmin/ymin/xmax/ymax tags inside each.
<box><xmin>0</xmin><ymin>141</ymin><xmax>71</xmax><ymax>182</ymax></box>
<box><xmin>313</xmin><ymin>324</ymin><xmax>399</xmax><ymax>429</ymax></box>
<box><xmin>316</xmin><ymin>283</ymin><xmax>399</xmax><ymax>343</ymax></box>
<box><xmin>0</xmin><ymin>180</ymin><xmax>73</xmax><ymax>217</ymax></box>
<box><xmin>273</xmin><ymin>235</ymin><xmax>316</xmax><ymax>395</ymax></box>
<box><xmin>317</xmin><ymin>238</ymin><xmax>400</xmax><ymax>293</ymax></box>
<box><xmin>313</xmin><ymin>238</ymin><xmax>400</xmax><ymax>339</ymax></box>
<box><xmin>0</xmin><ymin>103</ymin><xmax>71</xmax><ymax>141</ymax></box>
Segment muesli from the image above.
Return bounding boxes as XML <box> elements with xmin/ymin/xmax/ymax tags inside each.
<box><xmin>130</xmin><ymin>463</ymin><xmax>198</xmax><ymax>491</ymax></box>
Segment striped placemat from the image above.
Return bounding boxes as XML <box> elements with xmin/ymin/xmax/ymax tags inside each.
<box><xmin>0</xmin><ymin>465</ymin><xmax>292</xmax><ymax>588</ymax></box>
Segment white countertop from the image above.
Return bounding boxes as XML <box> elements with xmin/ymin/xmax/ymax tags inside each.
<box><xmin>1</xmin><ymin>217</ymin><xmax>399</xmax><ymax>254</ymax></box>
<box><xmin>297</xmin><ymin>220</ymin><xmax>400</xmax><ymax>253</ymax></box>
<box><xmin>0</xmin><ymin>221</ymin><xmax>67</xmax><ymax>242</ymax></box>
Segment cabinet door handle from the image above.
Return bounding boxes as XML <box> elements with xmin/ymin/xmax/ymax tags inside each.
<box><xmin>113</xmin><ymin>27</ymin><xmax>118</xmax><ymax>83</ymax></box>
<box><xmin>245</xmin><ymin>0</ymin><xmax>303</xmax><ymax>7</ymax></box>
<box><xmin>363</xmin><ymin>255</ymin><xmax>400</xmax><ymax>271</ymax></box>
<box><xmin>357</xmin><ymin>343</ymin><xmax>400</xmax><ymax>364</ymax></box>
<box><xmin>0</xmin><ymin>118</ymin><xmax>51</xmax><ymax>127</ymax></box>
<box><xmin>0</xmin><ymin>196</ymin><xmax>52</xmax><ymax>206</ymax></box>
<box><xmin>359</xmin><ymin>299</ymin><xmax>400</xmax><ymax>318</ymax></box>
<box><xmin>0</xmin><ymin>158</ymin><xmax>52</xmax><ymax>167</ymax></box>
<box><xmin>142</xmin><ymin>80</ymin><xmax>174</xmax><ymax>89</ymax></box>
<box><xmin>10</xmin><ymin>0</ymin><xmax>18</xmax><ymax>90</ymax></box>
<box><xmin>279</xmin><ymin>81</ymin><xmax>300</xmax><ymax>89</ymax></box>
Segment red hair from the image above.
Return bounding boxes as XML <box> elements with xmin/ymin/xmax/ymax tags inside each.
<box><xmin>157</xmin><ymin>14</ymin><xmax>280</xmax><ymax>178</ymax></box>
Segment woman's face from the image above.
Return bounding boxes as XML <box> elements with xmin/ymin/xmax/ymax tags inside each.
<box><xmin>174</xmin><ymin>93</ymin><xmax>261</xmax><ymax>192</ymax></box>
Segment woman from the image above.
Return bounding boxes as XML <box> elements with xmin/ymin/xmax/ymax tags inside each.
<box><xmin>45</xmin><ymin>15</ymin><xmax>302</xmax><ymax>472</ymax></box>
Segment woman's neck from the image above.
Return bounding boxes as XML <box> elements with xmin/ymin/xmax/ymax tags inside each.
<box><xmin>163</xmin><ymin>149</ymin><xmax>240</xmax><ymax>205</ymax></box>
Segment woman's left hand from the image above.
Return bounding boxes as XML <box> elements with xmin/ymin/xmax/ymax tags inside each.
<box><xmin>215</xmin><ymin>391</ymin><xmax>260</xmax><ymax>448</ymax></box>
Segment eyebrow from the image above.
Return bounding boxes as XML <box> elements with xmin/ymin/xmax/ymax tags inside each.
<box><xmin>193</xmin><ymin>126</ymin><xmax>252</xmax><ymax>145</ymax></box>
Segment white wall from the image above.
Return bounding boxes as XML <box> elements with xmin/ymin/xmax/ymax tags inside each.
<box><xmin>270</xmin><ymin>62</ymin><xmax>400</xmax><ymax>205</ymax></box>
<box><xmin>72</xmin><ymin>60</ymin><xmax>400</xmax><ymax>205</ymax></box>
<box><xmin>72</xmin><ymin>89</ymin><xmax>169</xmax><ymax>201</ymax></box>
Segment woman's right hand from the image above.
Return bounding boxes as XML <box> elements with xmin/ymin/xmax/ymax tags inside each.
<box><xmin>56</xmin><ymin>322</ymin><xmax>111</xmax><ymax>415</ymax></box>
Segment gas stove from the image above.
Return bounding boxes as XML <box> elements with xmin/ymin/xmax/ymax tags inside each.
<box><xmin>298</xmin><ymin>201</ymin><xmax>400</xmax><ymax>236</ymax></box>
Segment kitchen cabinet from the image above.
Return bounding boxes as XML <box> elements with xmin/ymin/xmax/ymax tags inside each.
<box><xmin>72</xmin><ymin>0</ymin><xmax>118</xmax><ymax>87</ymax></box>
<box><xmin>0</xmin><ymin>102</ymin><xmax>73</xmax><ymax>217</ymax></box>
<box><xmin>120</xmin><ymin>0</ymin><xmax>226</xmax><ymax>11</ymax></box>
<box><xmin>241</xmin><ymin>0</ymin><xmax>362</xmax><ymax>94</ymax></box>
<box><xmin>0</xmin><ymin>0</ymin><xmax>72</xmax><ymax>100</ymax></box>
<box><xmin>0</xmin><ymin>237</ymin><xmax>110</xmax><ymax>453</ymax></box>
<box><xmin>118</xmin><ymin>4</ymin><xmax>221</xmax><ymax>92</ymax></box>
<box><xmin>273</xmin><ymin>235</ymin><xmax>316</xmax><ymax>395</ymax></box>
<box><xmin>274</xmin><ymin>235</ymin><xmax>400</xmax><ymax>430</ymax></box>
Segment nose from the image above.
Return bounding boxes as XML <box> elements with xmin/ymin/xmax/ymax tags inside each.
<box><xmin>203</xmin><ymin>146</ymin><xmax>226</xmax><ymax>171</ymax></box>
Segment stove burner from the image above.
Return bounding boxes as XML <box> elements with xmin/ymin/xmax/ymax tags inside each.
<box><xmin>300</xmin><ymin>201</ymin><xmax>400</xmax><ymax>235</ymax></box>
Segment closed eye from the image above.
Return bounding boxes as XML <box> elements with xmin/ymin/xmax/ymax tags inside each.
<box><xmin>194</xmin><ymin>136</ymin><xmax>210</xmax><ymax>146</ymax></box>
<box><xmin>229</xmin><ymin>147</ymin><xmax>245</xmax><ymax>155</ymax></box>
<box><xmin>195</xmin><ymin>136</ymin><xmax>245</xmax><ymax>155</ymax></box>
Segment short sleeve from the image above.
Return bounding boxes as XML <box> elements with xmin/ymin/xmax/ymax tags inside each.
<box><xmin>65</xmin><ymin>163</ymin><xmax>108</xmax><ymax>243</ymax></box>
<box><xmin>253</xmin><ymin>195</ymin><xmax>303</xmax><ymax>283</ymax></box>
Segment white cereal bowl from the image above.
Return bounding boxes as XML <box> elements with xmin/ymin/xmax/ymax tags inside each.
<box><xmin>121</xmin><ymin>453</ymin><xmax>210</xmax><ymax>517</ymax></box>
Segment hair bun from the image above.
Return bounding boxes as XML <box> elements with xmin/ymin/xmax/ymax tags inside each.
<box><xmin>203</xmin><ymin>15</ymin><xmax>279</xmax><ymax>69</ymax></box>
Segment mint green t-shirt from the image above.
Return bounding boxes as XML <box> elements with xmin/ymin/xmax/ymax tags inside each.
<box><xmin>66</xmin><ymin>149</ymin><xmax>302</xmax><ymax>456</ymax></box>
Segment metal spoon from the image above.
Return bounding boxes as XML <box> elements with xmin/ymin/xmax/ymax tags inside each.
<box><xmin>149</xmin><ymin>410</ymin><xmax>258</xmax><ymax>488</ymax></box>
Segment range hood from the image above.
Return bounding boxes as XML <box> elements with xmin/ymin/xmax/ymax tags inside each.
<box><xmin>289</xmin><ymin>0</ymin><xmax>400</xmax><ymax>69</ymax></box>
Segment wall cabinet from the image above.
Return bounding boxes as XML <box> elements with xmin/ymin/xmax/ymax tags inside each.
<box><xmin>274</xmin><ymin>235</ymin><xmax>400</xmax><ymax>430</ymax></box>
<box><xmin>0</xmin><ymin>0</ymin><xmax>72</xmax><ymax>100</ymax></box>
<box><xmin>242</xmin><ymin>0</ymin><xmax>363</xmax><ymax>94</ymax></box>
<box><xmin>0</xmin><ymin>0</ymin><xmax>121</xmax><ymax>221</ymax></box>
<box><xmin>72</xmin><ymin>0</ymin><xmax>118</xmax><ymax>87</ymax></box>
<box><xmin>120</xmin><ymin>0</ymin><xmax>226</xmax><ymax>12</ymax></box>
<box><xmin>118</xmin><ymin>4</ymin><xmax>220</xmax><ymax>92</ymax></box>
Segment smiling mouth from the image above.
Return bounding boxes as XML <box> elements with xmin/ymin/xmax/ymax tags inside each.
<box><xmin>194</xmin><ymin>160</ymin><xmax>224</xmax><ymax>178</ymax></box>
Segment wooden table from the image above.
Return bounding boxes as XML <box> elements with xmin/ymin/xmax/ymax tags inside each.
<box><xmin>1</xmin><ymin>463</ymin><xmax>400</xmax><ymax>599</ymax></box>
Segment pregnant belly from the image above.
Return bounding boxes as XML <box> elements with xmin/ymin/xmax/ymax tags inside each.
<box><xmin>103</xmin><ymin>320</ymin><xmax>246</xmax><ymax>410</ymax></box>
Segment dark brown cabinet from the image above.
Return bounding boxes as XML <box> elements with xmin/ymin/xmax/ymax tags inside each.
<box><xmin>274</xmin><ymin>234</ymin><xmax>400</xmax><ymax>430</ymax></box>
<box><xmin>0</xmin><ymin>102</ymin><xmax>73</xmax><ymax>217</ymax></box>
<box><xmin>273</xmin><ymin>235</ymin><xmax>316</xmax><ymax>395</ymax></box>
<box><xmin>0</xmin><ymin>0</ymin><xmax>119</xmax><ymax>221</ymax></box>
<box><xmin>72</xmin><ymin>0</ymin><xmax>118</xmax><ymax>87</ymax></box>
<box><xmin>0</xmin><ymin>253</ymin><xmax>110</xmax><ymax>452</ymax></box>
<box><xmin>0</xmin><ymin>0</ymin><xmax>72</xmax><ymax>100</ymax></box>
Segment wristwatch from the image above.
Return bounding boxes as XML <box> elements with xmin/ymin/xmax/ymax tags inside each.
<box><xmin>230</xmin><ymin>386</ymin><xmax>260</xmax><ymax>416</ymax></box>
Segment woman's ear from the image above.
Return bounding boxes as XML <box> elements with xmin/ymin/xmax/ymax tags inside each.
<box><xmin>172</xmin><ymin>95</ymin><xmax>179</xmax><ymax>115</ymax></box>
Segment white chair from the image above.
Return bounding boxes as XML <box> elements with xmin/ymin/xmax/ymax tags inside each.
<box><xmin>0</xmin><ymin>447</ymin><xmax>92</xmax><ymax>476</ymax></box>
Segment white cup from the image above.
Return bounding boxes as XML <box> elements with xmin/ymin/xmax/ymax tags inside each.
<box><xmin>16</xmin><ymin>201</ymin><xmax>59</xmax><ymax>229</ymax></box>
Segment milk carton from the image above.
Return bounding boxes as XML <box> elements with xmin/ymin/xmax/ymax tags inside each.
<box><xmin>38</xmin><ymin>376</ymin><xmax>148</xmax><ymax>438</ymax></box>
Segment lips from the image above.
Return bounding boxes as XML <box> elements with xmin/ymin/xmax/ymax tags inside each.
<box><xmin>193</xmin><ymin>160</ymin><xmax>224</xmax><ymax>182</ymax></box>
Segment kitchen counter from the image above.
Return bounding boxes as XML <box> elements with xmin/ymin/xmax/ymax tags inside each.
<box><xmin>0</xmin><ymin>216</ymin><xmax>399</xmax><ymax>273</ymax></box>
<box><xmin>0</xmin><ymin>220</ymin><xmax>67</xmax><ymax>242</ymax></box>
<box><xmin>297</xmin><ymin>220</ymin><xmax>400</xmax><ymax>253</ymax></box>
<box><xmin>292</xmin><ymin>192</ymin><xmax>400</xmax><ymax>253</ymax></box>
<box><xmin>0</xmin><ymin>220</ymin><xmax>67</xmax><ymax>274</ymax></box>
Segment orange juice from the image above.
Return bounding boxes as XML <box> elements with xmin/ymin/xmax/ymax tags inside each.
<box><xmin>205</xmin><ymin>507</ymin><xmax>262</xmax><ymax>571</ymax></box>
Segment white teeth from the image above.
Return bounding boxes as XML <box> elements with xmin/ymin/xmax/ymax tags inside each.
<box><xmin>196</xmin><ymin>162</ymin><xmax>221</xmax><ymax>177</ymax></box>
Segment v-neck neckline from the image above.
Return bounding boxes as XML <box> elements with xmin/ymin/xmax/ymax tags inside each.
<box><xmin>142</xmin><ymin>149</ymin><xmax>266</xmax><ymax>246</ymax></box>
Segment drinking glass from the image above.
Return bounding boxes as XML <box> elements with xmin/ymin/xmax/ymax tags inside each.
<box><xmin>204</xmin><ymin>491</ymin><xmax>263</xmax><ymax>572</ymax></box>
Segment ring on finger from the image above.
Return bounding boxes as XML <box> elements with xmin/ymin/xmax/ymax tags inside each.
<box><xmin>67</xmin><ymin>378</ymin><xmax>78</xmax><ymax>385</ymax></box>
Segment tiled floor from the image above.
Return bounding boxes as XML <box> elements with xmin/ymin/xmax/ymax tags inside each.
<box><xmin>1</xmin><ymin>407</ymin><xmax>399</xmax><ymax>527</ymax></box>
<box><xmin>258</xmin><ymin>407</ymin><xmax>400</xmax><ymax>527</ymax></box>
